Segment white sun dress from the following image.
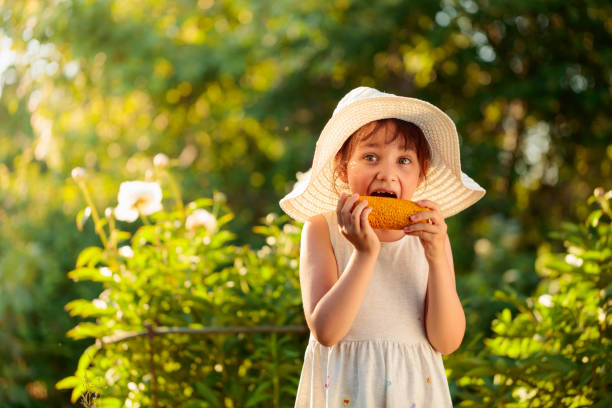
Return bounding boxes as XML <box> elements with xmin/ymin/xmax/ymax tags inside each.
<box><xmin>294</xmin><ymin>211</ymin><xmax>454</xmax><ymax>408</ymax></box>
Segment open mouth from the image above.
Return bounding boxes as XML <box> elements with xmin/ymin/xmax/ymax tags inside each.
<box><xmin>369</xmin><ymin>191</ymin><xmax>397</xmax><ymax>198</ymax></box>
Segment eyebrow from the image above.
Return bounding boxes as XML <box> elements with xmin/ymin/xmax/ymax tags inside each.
<box><xmin>359</xmin><ymin>142</ymin><xmax>416</xmax><ymax>153</ymax></box>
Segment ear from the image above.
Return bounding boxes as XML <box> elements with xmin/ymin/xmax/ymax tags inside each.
<box><xmin>334</xmin><ymin>153</ymin><xmax>348</xmax><ymax>183</ymax></box>
<box><xmin>339</xmin><ymin>165</ymin><xmax>348</xmax><ymax>183</ymax></box>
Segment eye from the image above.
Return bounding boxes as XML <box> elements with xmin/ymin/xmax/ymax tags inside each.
<box><xmin>364</xmin><ymin>154</ymin><xmax>377</xmax><ymax>162</ymax></box>
<box><xmin>399</xmin><ymin>157</ymin><xmax>412</xmax><ymax>165</ymax></box>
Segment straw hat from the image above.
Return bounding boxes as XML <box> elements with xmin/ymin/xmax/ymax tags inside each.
<box><xmin>279</xmin><ymin>87</ymin><xmax>485</xmax><ymax>222</ymax></box>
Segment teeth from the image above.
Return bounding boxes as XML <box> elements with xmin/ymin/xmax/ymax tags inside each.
<box><xmin>371</xmin><ymin>191</ymin><xmax>396</xmax><ymax>198</ymax></box>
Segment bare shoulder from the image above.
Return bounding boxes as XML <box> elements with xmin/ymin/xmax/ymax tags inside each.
<box><xmin>302</xmin><ymin>214</ymin><xmax>330</xmax><ymax>241</ymax></box>
<box><xmin>300</xmin><ymin>213</ymin><xmax>335</xmax><ymax>274</ymax></box>
<box><xmin>299</xmin><ymin>214</ymin><xmax>338</xmax><ymax>330</ymax></box>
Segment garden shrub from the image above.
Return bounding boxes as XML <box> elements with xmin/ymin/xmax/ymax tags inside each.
<box><xmin>58</xmin><ymin>166</ymin><xmax>307</xmax><ymax>408</ymax></box>
<box><xmin>448</xmin><ymin>188</ymin><xmax>611</xmax><ymax>407</ymax></box>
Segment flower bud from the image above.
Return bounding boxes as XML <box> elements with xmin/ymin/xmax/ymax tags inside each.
<box><xmin>119</xmin><ymin>245</ymin><xmax>134</xmax><ymax>258</ymax></box>
<box><xmin>71</xmin><ymin>167</ymin><xmax>86</xmax><ymax>182</ymax></box>
<box><xmin>153</xmin><ymin>153</ymin><xmax>169</xmax><ymax>168</ymax></box>
<box><xmin>144</xmin><ymin>169</ymin><xmax>154</xmax><ymax>181</ymax></box>
<box><xmin>186</xmin><ymin>209</ymin><xmax>217</xmax><ymax>233</ymax></box>
<box><xmin>213</xmin><ymin>191</ymin><xmax>227</xmax><ymax>203</ymax></box>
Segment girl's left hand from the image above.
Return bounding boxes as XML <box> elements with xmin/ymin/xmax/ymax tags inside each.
<box><xmin>403</xmin><ymin>199</ymin><xmax>447</xmax><ymax>262</ymax></box>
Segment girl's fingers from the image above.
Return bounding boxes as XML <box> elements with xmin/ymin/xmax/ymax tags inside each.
<box><xmin>337</xmin><ymin>193</ymin><xmax>368</xmax><ymax>235</ymax></box>
<box><xmin>417</xmin><ymin>199</ymin><xmax>440</xmax><ymax>211</ymax></box>
<box><xmin>336</xmin><ymin>194</ymin><xmax>346</xmax><ymax>227</ymax></box>
<box><xmin>338</xmin><ymin>194</ymin><xmax>355</xmax><ymax>226</ymax></box>
<box><xmin>361</xmin><ymin>206</ymin><xmax>373</xmax><ymax>230</ymax></box>
<box><xmin>351</xmin><ymin>199</ymin><xmax>369</xmax><ymax>234</ymax></box>
<box><xmin>409</xmin><ymin>210</ymin><xmax>434</xmax><ymax>223</ymax></box>
<box><xmin>403</xmin><ymin>222</ymin><xmax>439</xmax><ymax>235</ymax></box>
<box><xmin>336</xmin><ymin>192</ymin><xmax>348</xmax><ymax>217</ymax></box>
<box><xmin>341</xmin><ymin>193</ymin><xmax>359</xmax><ymax>215</ymax></box>
<box><xmin>410</xmin><ymin>210</ymin><xmax>445</xmax><ymax>227</ymax></box>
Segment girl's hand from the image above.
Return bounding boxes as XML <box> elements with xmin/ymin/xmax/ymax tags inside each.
<box><xmin>337</xmin><ymin>193</ymin><xmax>380</xmax><ymax>255</ymax></box>
<box><xmin>403</xmin><ymin>199</ymin><xmax>447</xmax><ymax>263</ymax></box>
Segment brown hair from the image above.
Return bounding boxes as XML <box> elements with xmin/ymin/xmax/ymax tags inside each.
<box><xmin>332</xmin><ymin>119</ymin><xmax>431</xmax><ymax>192</ymax></box>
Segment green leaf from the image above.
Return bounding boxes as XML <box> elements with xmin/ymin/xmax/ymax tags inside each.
<box><xmin>70</xmin><ymin>384</ymin><xmax>86</xmax><ymax>404</ymax></box>
<box><xmin>194</xmin><ymin>381</ymin><xmax>220</xmax><ymax>405</ymax></box>
<box><xmin>587</xmin><ymin>209</ymin><xmax>603</xmax><ymax>227</ymax></box>
<box><xmin>65</xmin><ymin>299</ymin><xmax>115</xmax><ymax>317</ymax></box>
<box><xmin>66</xmin><ymin>322</ymin><xmax>106</xmax><ymax>340</ymax></box>
<box><xmin>55</xmin><ymin>376</ymin><xmax>81</xmax><ymax>390</ymax></box>
<box><xmin>97</xmin><ymin>398</ymin><xmax>123</xmax><ymax>408</ymax></box>
<box><xmin>76</xmin><ymin>207</ymin><xmax>91</xmax><ymax>232</ymax></box>
<box><xmin>67</xmin><ymin>267</ymin><xmax>113</xmax><ymax>283</ymax></box>
<box><xmin>244</xmin><ymin>380</ymin><xmax>272</xmax><ymax>407</ymax></box>
<box><xmin>184</xmin><ymin>400</ymin><xmax>210</xmax><ymax>408</ymax></box>
<box><xmin>463</xmin><ymin>366</ymin><xmax>495</xmax><ymax>378</ymax></box>
<box><xmin>191</xmin><ymin>198</ymin><xmax>214</xmax><ymax>208</ymax></box>
<box><xmin>76</xmin><ymin>345</ymin><xmax>99</xmax><ymax>377</ymax></box>
<box><xmin>76</xmin><ymin>246</ymin><xmax>104</xmax><ymax>268</ymax></box>
<box><xmin>115</xmin><ymin>230</ymin><xmax>132</xmax><ymax>243</ymax></box>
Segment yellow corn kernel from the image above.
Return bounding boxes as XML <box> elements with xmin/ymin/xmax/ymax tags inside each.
<box><xmin>357</xmin><ymin>196</ymin><xmax>429</xmax><ymax>230</ymax></box>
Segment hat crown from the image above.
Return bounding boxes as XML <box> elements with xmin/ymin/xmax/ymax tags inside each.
<box><xmin>333</xmin><ymin>87</ymin><xmax>396</xmax><ymax>117</ymax></box>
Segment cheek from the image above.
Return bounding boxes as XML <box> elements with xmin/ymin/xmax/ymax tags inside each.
<box><xmin>346</xmin><ymin>161</ymin><xmax>360</xmax><ymax>179</ymax></box>
<box><xmin>346</xmin><ymin>160</ymin><xmax>359</xmax><ymax>171</ymax></box>
<box><xmin>402</xmin><ymin>168</ymin><xmax>422</xmax><ymax>186</ymax></box>
<box><xmin>346</xmin><ymin>161</ymin><xmax>370</xmax><ymax>186</ymax></box>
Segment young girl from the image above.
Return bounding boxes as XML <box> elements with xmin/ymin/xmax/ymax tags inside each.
<box><xmin>280</xmin><ymin>87</ymin><xmax>485</xmax><ymax>407</ymax></box>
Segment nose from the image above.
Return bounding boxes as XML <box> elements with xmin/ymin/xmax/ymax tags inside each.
<box><xmin>375</xmin><ymin>160</ymin><xmax>397</xmax><ymax>181</ymax></box>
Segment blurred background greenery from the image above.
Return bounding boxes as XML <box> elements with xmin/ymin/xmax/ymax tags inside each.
<box><xmin>0</xmin><ymin>0</ymin><xmax>610</xmax><ymax>406</ymax></box>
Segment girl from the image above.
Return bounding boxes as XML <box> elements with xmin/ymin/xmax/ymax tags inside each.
<box><xmin>280</xmin><ymin>87</ymin><xmax>485</xmax><ymax>407</ymax></box>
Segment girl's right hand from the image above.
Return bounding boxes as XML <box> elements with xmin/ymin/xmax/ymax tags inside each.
<box><xmin>336</xmin><ymin>193</ymin><xmax>380</xmax><ymax>255</ymax></box>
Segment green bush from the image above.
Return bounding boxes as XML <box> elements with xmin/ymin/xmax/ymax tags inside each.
<box><xmin>58</xmin><ymin>164</ymin><xmax>307</xmax><ymax>407</ymax></box>
<box><xmin>449</xmin><ymin>188</ymin><xmax>611</xmax><ymax>407</ymax></box>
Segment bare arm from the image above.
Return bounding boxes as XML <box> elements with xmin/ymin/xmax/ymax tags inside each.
<box><xmin>404</xmin><ymin>200</ymin><xmax>465</xmax><ymax>355</ymax></box>
<box><xmin>422</xmin><ymin>235</ymin><xmax>465</xmax><ymax>355</ymax></box>
<box><xmin>300</xmin><ymin>194</ymin><xmax>380</xmax><ymax>347</ymax></box>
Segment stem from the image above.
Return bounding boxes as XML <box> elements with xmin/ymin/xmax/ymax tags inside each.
<box><xmin>107</xmin><ymin>211</ymin><xmax>116</xmax><ymax>251</ymax></box>
<box><xmin>79</xmin><ymin>180</ymin><xmax>109</xmax><ymax>249</ymax></box>
<box><xmin>162</xmin><ymin>170</ymin><xmax>184</xmax><ymax>219</ymax></box>
<box><xmin>271</xmin><ymin>333</ymin><xmax>279</xmax><ymax>408</ymax></box>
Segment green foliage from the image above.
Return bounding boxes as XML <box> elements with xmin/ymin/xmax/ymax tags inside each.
<box><xmin>1</xmin><ymin>0</ymin><xmax>611</xmax><ymax>405</ymax></box>
<box><xmin>57</xmin><ymin>168</ymin><xmax>306</xmax><ymax>407</ymax></box>
<box><xmin>449</xmin><ymin>188</ymin><xmax>611</xmax><ymax>407</ymax></box>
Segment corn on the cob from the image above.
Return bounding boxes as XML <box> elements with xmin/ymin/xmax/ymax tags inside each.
<box><xmin>357</xmin><ymin>196</ymin><xmax>429</xmax><ymax>230</ymax></box>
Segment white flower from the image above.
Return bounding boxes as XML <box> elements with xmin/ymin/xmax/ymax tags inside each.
<box><xmin>185</xmin><ymin>209</ymin><xmax>217</xmax><ymax>233</ymax></box>
<box><xmin>100</xmin><ymin>267</ymin><xmax>113</xmax><ymax>277</ymax></box>
<box><xmin>538</xmin><ymin>294</ymin><xmax>553</xmax><ymax>307</ymax></box>
<box><xmin>114</xmin><ymin>181</ymin><xmax>163</xmax><ymax>222</ymax></box>
<box><xmin>118</xmin><ymin>246</ymin><xmax>134</xmax><ymax>258</ymax></box>
<box><xmin>92</xmin><ymin>299</ymin><xmax>107</xmax><ymax>309</ymax></box>
<box><xmin>565</xmin><ymin>253</ymin><xmax>583</xmax><ymax>267</ymax></box>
